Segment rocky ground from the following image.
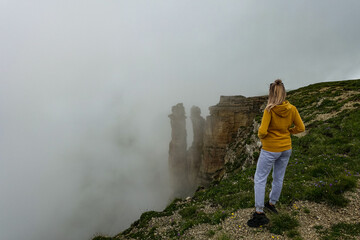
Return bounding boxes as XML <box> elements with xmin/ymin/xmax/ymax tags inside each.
<box><xmin>184</xmin><ymin>180</ymin><xmax>360</xmax><ymax>240</ymax></box>
<box><xmin>117</xmin><ymin>179</ymin><xmax>359</xmax><ymax>240</ymax></box>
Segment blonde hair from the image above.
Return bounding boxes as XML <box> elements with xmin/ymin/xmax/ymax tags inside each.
<box><xmin>265</xmin><ymin>79</ymin><xmax>286</xmax><ymax>112</ymax></box>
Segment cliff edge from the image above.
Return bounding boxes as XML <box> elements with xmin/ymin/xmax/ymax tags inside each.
<box><xmin>93</xmin><ymin>79</ymin><xmax>360</xmax><ymax>240</ymax></box>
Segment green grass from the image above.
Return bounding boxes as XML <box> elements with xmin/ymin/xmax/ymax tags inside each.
<box><xmin>314</xmin><ymin>225</ymin><xmax>324</xmax><ymax>231</ymax></box>
<box><xmin>286</xmin><ymin>229</ymin><xmax>302</xmax><ymax>239</ymax></box>
<box><xmin>209</xmin><ymin>209</ymin><xmax>229</xmax><ymax>224</ymax></box>
<box><xmin>317</xmin><ymin>222</ymin><xmax>360</xmax><ymax>240</ymax></box>
<box><xmin>193</xmin><ymin>162</ymin><xmax>258</xmax><ymax>211</ymax></box>
<box><xmin>279</xmin><ymin>108</ymin><xmax>359</xmax><ymax>207</ymax></box>
<box><xmin>303</xmin><ymin>207</ymin><xmax>310</xmax><ymax>214</ymax></box>
<box><xmin>268</xmin><ymin>213</ymin><xmax>299</xmax><ymax>235</ymax></box>
<box><xmin>206</xmin><ymin>229</ymin><xmax>216</xmax><ymax>237</ymax></box>
<box><xmin>178</xmin><ymin>205</ymin><xmax>211</xmax><ymax>234</ymax></box>
<box><xmin>164</xmin><ymin>203</ymin><xmax>230</xmax><ymax>236</ymax></box>
<box><xmin>178</xmin><ymin>205</ymin><xmax>198</xmax><ymax>218</ymax></box>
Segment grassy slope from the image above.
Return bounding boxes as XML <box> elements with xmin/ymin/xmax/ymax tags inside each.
<box><xmin>92</xmin><ymin>79</ymin><xmax>360</xmax><ymax>240</ymax></box>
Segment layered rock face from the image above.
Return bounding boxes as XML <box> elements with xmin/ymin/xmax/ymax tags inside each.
<box><xmin>168</xmin><ymin>95</ymin><xmax>267</xmax><ymax>196</ymax></box>
<box><xmin>198</xmin><ymin>95</ymin><xmax>267</xmax><ymax>186</ymax></box>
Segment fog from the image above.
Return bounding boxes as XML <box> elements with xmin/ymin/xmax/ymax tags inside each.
<box><xmin>1</xmin><ymin>1</ymin><xmax>360</xmax><ymax>239</ymax></box>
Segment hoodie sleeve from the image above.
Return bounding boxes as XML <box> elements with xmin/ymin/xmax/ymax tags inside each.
<box><xmin>258</xmin><ymin>110</ymin><xmax>271</xmax><ymax>139</ymax></box>
<box><xmin>289</xmin><ymin>107</ymin><xmax>305</xmax><ymax>134</ymax></box>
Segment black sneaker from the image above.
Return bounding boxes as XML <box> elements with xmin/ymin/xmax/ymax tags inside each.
<box><xmin>247</xmin><ymin>212</ymin><xmax>269</xmax><ymax>228</ymax></box>
<box><xmin>265</xmin><ymin>202</ymin><xmax>278</xmax><ymax>214</ymax></box>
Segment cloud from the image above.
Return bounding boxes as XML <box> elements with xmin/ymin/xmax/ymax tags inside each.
<box><xmin>1</xmin><ymin>1</ymin><xmax>360</xmax><ymax>239</ymax></box>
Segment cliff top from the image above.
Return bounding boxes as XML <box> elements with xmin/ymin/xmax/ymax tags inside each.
<box><xmin>93</xmin><ymin>79</ymin><xmax>360</xmax><ymax>240</ymax></box>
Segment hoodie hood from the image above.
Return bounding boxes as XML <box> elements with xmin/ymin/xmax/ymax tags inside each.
<box><xmin>272</xmin><ymin>100</ymin><xmax>292</xmax><ymax>117</ymax></box>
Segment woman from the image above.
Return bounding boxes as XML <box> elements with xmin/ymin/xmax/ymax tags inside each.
<box><xmin>247</xmin><ymin>79</ymin><xmax>305</xmax><ymax>228</ymax></box>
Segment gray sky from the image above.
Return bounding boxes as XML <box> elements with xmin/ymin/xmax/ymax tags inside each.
<box><xmin>1</xmin><ymin>1</ymin><xmax>360</xmax><ymax>240</ymax></box>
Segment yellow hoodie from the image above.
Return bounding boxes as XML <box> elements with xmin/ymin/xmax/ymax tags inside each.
<box><xmin>258</xmin><ymin>101</ymin><xmax>305</xmax><ymax>152</ymax></box>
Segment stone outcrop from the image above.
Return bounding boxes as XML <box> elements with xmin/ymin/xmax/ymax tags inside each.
<box><xmin>198</xmin><ymin>95</ymin><xmax>267</xmax><ymax>185</ymax></box>
<box><xmin>168</xmin><ymin>95</ymin><xmax>267</xmax><ymax>195</ymax></box>
<box><xmin>168</xmin><ymin>103</ymin><xmax>189</xmax><ymax>197</ymax></box>
<box><xmin>187</xmin><ymin>106</ymin><xmax>205</xmax><ymax>190</ymax></box>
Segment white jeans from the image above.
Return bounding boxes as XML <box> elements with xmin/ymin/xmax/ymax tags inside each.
<box><xmin>254</xmin><ymin>149</ymin><xmax>292</xmax><ymax>212</ymax></box>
